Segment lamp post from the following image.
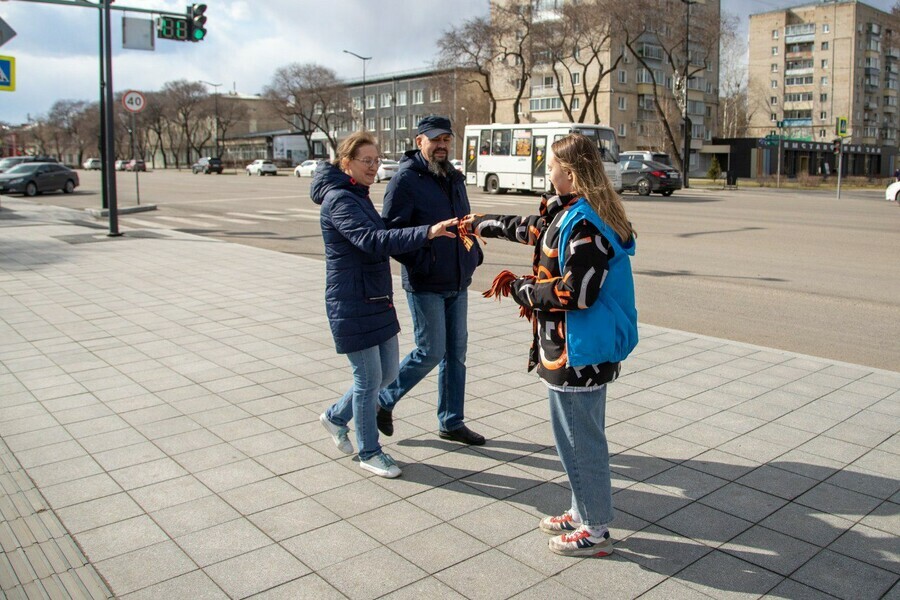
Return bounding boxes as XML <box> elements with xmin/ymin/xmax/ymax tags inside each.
<box><xmin>343</xmin><ymin>49</ymin><xmax>372</xmax><ymax>130</ymax></box>
<box><xmin>200</xmin><ymin>80</ymin><xmax>222</xmax><ymax>157</ymax></box>
<box><xmin>680</xmin><ymin>0</ymin><xmax>696</xmax><ymax>188</ymax></box>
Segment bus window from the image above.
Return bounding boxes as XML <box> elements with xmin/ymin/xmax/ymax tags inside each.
<box><xmin>479</xmin><ymin>130</ymin><xmax>491</xmax><ymax>155</ymax></box>
<box><xmin>491</xmin><ymin>130</ymin><xmax>511</xmax><ymax>155</ymax></box>
<box><xmin>513</xmin><ymin>130</ymin><xmax>532</xmax><ymax>156</ymax></box>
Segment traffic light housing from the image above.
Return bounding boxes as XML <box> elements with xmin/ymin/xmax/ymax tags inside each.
<box><xmin>187</xmin><ymin>4</ymin><xmax>207</xmax><ymax>42</ymax></box>
<box><xmin>832</xmin><ymin>139</ymin><xmax>841</xmax><ymax>154</ymax></box>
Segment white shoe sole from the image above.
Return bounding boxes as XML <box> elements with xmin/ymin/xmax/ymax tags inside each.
<box><xmin>359</xmin><ymin>461</ymin><xmax>401</xmax><ymax>478</ymax></box>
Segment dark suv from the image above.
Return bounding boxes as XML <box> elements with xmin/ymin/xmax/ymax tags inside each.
<box><xmin>191</xmin><ymin>157</ymin><xmax>223</xmax><ymax>174</ymax></box>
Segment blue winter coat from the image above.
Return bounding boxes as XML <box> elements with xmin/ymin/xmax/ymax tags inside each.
<box><xmin>382</xmin><ymin>150</ymin><xmax>483</xmax><ymax>292</ymax></box>
<box><xmin>311</xmin><ymin>161</ymin><xmax>430</xmax><ymax>354</ymax></box>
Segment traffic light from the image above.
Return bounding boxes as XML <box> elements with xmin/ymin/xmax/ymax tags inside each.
<box><xmin>832</xmin><ymin>139</ymin><xmax>842</xmax><ymax>154</ymax></box>
<box><xmin>187</xmin><ymin>4</ymin><xmax>207</xmax><ymax>42</ymax></box>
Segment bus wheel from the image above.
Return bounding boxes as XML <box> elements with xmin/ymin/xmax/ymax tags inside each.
<box><xmin>486</xmin><ymin>174</ymin><xmax>500</xmax><ymax>194</ymax></box>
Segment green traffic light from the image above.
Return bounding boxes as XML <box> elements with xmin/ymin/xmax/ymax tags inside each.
<box><xmin>193</xmin><ymin>28</ymin><xmax>206</xmax><ymax>41</ymax></box>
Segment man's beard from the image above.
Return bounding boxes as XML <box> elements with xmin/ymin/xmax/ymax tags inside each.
<box><xmin>427</xmin><ymin>157</ymin><xmax>452</xmax><ymax>178</ymax></box>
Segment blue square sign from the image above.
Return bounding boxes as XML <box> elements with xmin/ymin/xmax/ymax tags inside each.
<box><xmin>0</xmin><ymin>56</ymin><xmax>15</xmax><ymax>92</ymax></box>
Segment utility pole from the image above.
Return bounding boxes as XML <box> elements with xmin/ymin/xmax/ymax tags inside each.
<box><xmin>680</xmin><ymin>0</ymin><xmax>696</xmax><ymax>189</ymax></box>
<box><xmin>101</xmin><ymin>0</ymin><xmax>120</xmax><ymax>236</ymax></box>
<box><xmin>200</xmin><ymin>80</ymin><xmax>222</xmax><ymax>156</ymax></box>
<box><xmin>344</xmin><ymin>49</ymin><xmax>371</xmax><ymax>130</ymax></box>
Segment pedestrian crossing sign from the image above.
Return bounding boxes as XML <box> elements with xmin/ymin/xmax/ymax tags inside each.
<box><xmin>0</xmin><ymin>56</ymin><xmax>14</xmax><ymax>92</ymax></box>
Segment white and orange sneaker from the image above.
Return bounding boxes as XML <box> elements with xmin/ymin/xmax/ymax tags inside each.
<box><xmin>539</xmin><ymin>511</ymin><xmax>581</xmax><ymax>534</ymax></box>
<box><xmin>548</xmin><ymin>525</ymin><xmax>613</xmax><ymax>557</ymax></box>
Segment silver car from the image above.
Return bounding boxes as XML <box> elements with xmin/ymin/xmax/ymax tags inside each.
<box><xmin>246</xmin><ymin>159</ymin><xmax>278</xmax><ymax>176</ymax></box>
<box><xmin>376</xmin><ymin>159</ymin><xmax>399</xmax><ymax>183</ymax></box>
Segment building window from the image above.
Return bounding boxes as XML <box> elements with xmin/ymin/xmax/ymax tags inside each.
<box><xmin>617</xmin><ymin>96</ymin><xmax>626</xmax><ymax>110</ymax></box>
<box><xmin>397</xmin><ymin>115</ymin><xmax>407</xmax><ymax>129</ymax></box>
<box><xmin>529</xmin><ymin>97</ymin><xmax>562</xmax><ymax>111</ymax></box>
<box><xmin>771</xmin><ymin>64</ymin><xmax>779</xmax><ymax>72</ymax></box>
<box><xmin>383</xmin><ymin>140</ymin><xmax>391</xmax><ymax>153</ymax></box>
<box><xmin>413</xmin><ymin>89</ymin><xmax>424</xmax><ymax>104</ymax></box>
<box><xmin>366</xmin><ymin>117</ymin><xmax>375</xmax><ymax>131</ymax></box>
<box><xmin>772</xmin><ymin>47</ymin><xmax>779</xmax><ymax>56</ymax></box>
<box><xmin>771</xmin><ymin>80</ymin><xmax>778</xmax><ymax>88</ymax></box>
<box><xmin>572</xmin><ymin>72</ymin><xmax>581</xmax><ymax>85</ymax></box>
<box><xmin>820</xmin><ymin>93</ymin><xmax>828</xmax><ymax>102</ymax></box>
<box><xmin>706</xmin><ymin>106</ymin><xmax>712</xmax><ymax>117</ymax></box>
<box><xmin>771</xmin><ymin>96</ymin><xmax>778</xmax><ymax>105</ymax></box>
<box><xmin>820</xmin><ymin>111</ymin><xmax>827</xmax><ymax>119</ymax></box>
<box><xmin>772</xmin><ymin>29</ymin><xmax>779</xmax><ymax>39</ymax></box>
<box><xmin>819</xmin><ymin>129</ymin><xmax>826</xmax><ymax>138</ymax></box>
<box><xmin>618</xmin><ymin>123</ymin><xmax>626</xmax><ymax>137</ymax></box>
<box><xmin>823</xmin><ymin>24</ymin><xmax>830</xmax><ymax>33</ymax></box>
<box><xmin>821</xmin><ymin>76</ymin><xmax>828</xmax><ymax>85</ymax></box>
<box><xmin>430</xmin><ymin>88</ymin><xmax>441</xmax><ymax>102</ymax></box>
<box><xmin>821</xmin><ymin>41</ymin><xmax>829</xmax><ymax>50</ymax></box>
<box><xmin>397</xmin><ymin>90</ymin><xmax>407</xmax><ymax>106</ymax></box>
<box><xmin>382</xmin><ymin>117</ymin><xmax>391</xmax><ymax>131</ymax></box>
<box><xmin>571</xmin><ymin>97</ymin><xmax>581</xmax><ymax>110</ymax></box>
<box><xmin>618</xmin><ymin>70</ymin><xmax>627</xmax><ymax>84</ymax></box>
<box><xmin>365</xmin><ymin>95</ymin><xmax>375</xmax><ymax>109</ymax></box>
<box><xmin>771</xmin><ymin>113</ymin><xmax>778</xmax><ymax>121</ymax></box>
<box><xmin>352</xmin><ymin>96</ymin><xmax>362</xmax><ymax>111</ymax></box>
<box><xmin>821</xmin><ymin>59</ymin><xmax>828</xmax><ymax>69</ymax></box>
<box><xmin>380</xmin><ymin>93</ymin><xmax>391</xmax><ymax>108</ymax></box>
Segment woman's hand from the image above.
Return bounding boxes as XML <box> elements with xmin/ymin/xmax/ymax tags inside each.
<box><xmin>428</xmin><ymin>218</ymin><xmax>459</xmax><ymax>239</ymax></box>
<box><xmin>461</xmin><ymin>213</ymin><xmax>478</xmax><ymax>227</ymax></box>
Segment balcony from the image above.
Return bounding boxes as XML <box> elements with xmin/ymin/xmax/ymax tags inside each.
<box><xmin>783</xmin><ymin>117</ymin><xmax>812</xmax><ymax>127</ymax></box>
<box><xmin>785</xmin><ymin>68</ymin><xmax>814</xmax><ymax>77</ymax></box>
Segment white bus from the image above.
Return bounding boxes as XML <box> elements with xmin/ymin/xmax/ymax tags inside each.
<box><xmin>462</xmin><ymin>122</ymin><xmax>623</xmax><ymax>194</ymax></box>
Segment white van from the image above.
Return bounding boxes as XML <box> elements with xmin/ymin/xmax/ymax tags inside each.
<box><xmin>619</xmin><ymin>151</ymin><xmax>671</xmax><ymax>166</ymax></box>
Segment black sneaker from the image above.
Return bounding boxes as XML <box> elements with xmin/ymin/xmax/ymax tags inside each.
<box><xmin>376</xmin><ymin>406</ymin><xmax>394</xmax><ymax>437</ymax></box>
<box><xmin>438</xmin><ymin>424</ymin><xmax>485</xmax><ymax>446</ymax></box>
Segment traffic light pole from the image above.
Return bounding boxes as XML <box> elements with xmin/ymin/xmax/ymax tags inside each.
<box><xmin>101</xmin><ymin>0</ymin><xmax>120</xmax><ymax>236</ymax></box>
<box><xmin>836</xmin><ymin>138</ymin><xmax>844</xmax><ymax>200</ymax></box>
<box><xmin>776</xmin><ymin>136</ymin><xmax>782</xmax><ymax>189</ymax></box>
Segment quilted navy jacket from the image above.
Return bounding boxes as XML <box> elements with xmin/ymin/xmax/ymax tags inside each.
<box><xmin>311</xmin><ymin>161</ymin><xmax>430</xmax><ymax>354</ymax></box>
<box><xmin>382</xmin><ymin>150</ymin><xmax>482</xmax><ymax>292</ymax></box>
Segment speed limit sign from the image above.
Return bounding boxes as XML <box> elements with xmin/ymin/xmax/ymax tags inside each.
<box><xmin>122</xmin><ymin>90</ymin><xmax>146</xmax><ymax>113</ymax></box>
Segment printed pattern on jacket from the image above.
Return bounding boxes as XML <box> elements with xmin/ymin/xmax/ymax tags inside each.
<box><xmin>471</xmin><ymin>194</ymin><xmax>620</xmax><ymax>387</ymax></box>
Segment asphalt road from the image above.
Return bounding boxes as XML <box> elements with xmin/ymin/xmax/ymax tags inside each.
<box><xmin>17</xmin><ymin>167</ymin><xmax>900</xmax><ymax>371</ymax></box>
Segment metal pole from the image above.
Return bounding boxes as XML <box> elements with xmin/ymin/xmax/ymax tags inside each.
<box><xmin>681</xmin><ymin>0</ymin><xmax>694</xmax><ymax>189</ymax></box>
<box><xmin>837</xmin><ymin>138</ymin><xmax>843</xmax><ymax>199</ymax></box>
<box><xmin>344</xmin><ymin>50</ymin><xmax>372</xmax><ymax>131</ymax></box>
<box><xmin>102</xmin><ymin>0</ymin><xmax>120</xmax><ymax>236</ymax></box>
<box><xmin>98</xmin><ymin>1</ymin><xmax>107</xmax><ymax>210</ymax></box>
<box><xmin>131</xmin><ymin>111</ymin><xmax>140</xmax><ymax>206</ymax></box>
<box><xmin>776</xmin><ymin>135</ymin><xmax>782</xmax><ymax>188</ymax></box>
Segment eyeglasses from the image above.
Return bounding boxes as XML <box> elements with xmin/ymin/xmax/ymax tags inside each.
<box><xmin>352</xmin><ymin>157</ymin><xmax>382</xmax><ymax>168</ymax></box>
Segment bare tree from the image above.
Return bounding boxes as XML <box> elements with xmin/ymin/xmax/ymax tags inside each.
<box><xmin>717</xmin><ymin>12</ymin><xmax>748</xmax><ymax>138</ymax></box>
<box><xmin>492</xmin><ymin>0</ymin><xmax>541</xmax><ymax>124</ymax></box>
<box><xmin>163</xmin><ymin>80</ymin><xmax>211</xmax><ymax>165</ymax></box>
<box><xmin>437</xmin><ymin>17</ymin><xmax>500</xmax><ymax>122</ymax></box>
<box><xmin>263</xmin><ymin>63</ymin><xmax>348</xmax><ymax>156</ymax></box>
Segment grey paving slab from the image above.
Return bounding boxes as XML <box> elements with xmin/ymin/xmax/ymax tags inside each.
<box><xmin>1</xmin><ymin>200</ymin><xmax>899</xmax><ymax>599</ymax></box>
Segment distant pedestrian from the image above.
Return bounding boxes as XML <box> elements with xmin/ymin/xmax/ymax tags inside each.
<box><xmin>894</xmin><ymin>167</ymin><xmax>900</xmax><ymax>182</ymax></box>
<box><xmin>310</xmin><ymin>131</ymin><xmax>458</xmax><ymax>478</ymax></box>
<box><xmin>377</xmin><ymin>116</ymin><xmax>486</xmax><ymax>446</ymax></box>
<box><xmin>462</xmin><ymin>133</ymin><xmax>638</xmax><ymax>557</ymax></box>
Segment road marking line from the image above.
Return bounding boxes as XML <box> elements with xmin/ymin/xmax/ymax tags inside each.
<box><xmin>195</xmin><ymin>213</ymin><xmax>256</xmax><ymax>224</ymax></box>
<box><xmin>155</xmin><ymin>216</ymin><xmax>217</xmax><ymax>227</ymax></box>
<box><xmin>227</xmin><ymin>212</ymin><xmax>287</xmax><ymax>221</ymax></box>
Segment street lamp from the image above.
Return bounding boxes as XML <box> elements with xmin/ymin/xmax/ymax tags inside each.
<box><xmin>680</xmin><ymin>0</ymin><xmax>696</xmax><ymax>188</ymax></box>
<box><xmin>343</xmin><ymin>49</ymin><xmax>372</xmax><ymax>129</ymax></box>
<box><xmin>200</xmin><ymin>80</ymin><xmax>222</xmax><ymax>157</ymax></box>
<box><xmin>460</xmin><ymin>106</ymin><xmax>468</xmax><ymax>126</ymax></box>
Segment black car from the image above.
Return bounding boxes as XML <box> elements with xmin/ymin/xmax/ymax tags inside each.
<box><xmin>619</xmin><ymin>159</ymin><xmax>682</xmax><ymax>196</ymax></box>
<box><xmin>191</xmin><ymin>156</ymin><xmax>223</xmax><ymax>174</ymax></box>
<box><xmin>0</xmin><ymin>155</ymin><xmax>59</xmax><ymax>173</ymax></box>
<box><xmin>0</xmin><ymin>162</ymin><xmax>80</xmax><ymax>197</ymax></box>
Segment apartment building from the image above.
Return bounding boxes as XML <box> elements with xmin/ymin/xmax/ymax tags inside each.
<box><xmin>489</xmin><ymin>0</ymin><xmax>721</xmax><ymax>174</ymax></box>
<box><xmin>748</xmin><ymin>0</ymin><xmax>896</xmax><ymax>176</ymax></box>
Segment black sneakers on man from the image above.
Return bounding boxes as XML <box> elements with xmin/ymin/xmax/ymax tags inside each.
<box><xmin>438</xmin><ymin>424</ymin><xmax>486</xmax><ymax>446</ymax></box>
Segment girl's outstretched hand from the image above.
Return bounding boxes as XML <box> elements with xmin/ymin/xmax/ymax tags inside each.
<box><xmin>428</xmin><ymin>218</ymin><xmax>459</xmax><ymax>239</ymax></box>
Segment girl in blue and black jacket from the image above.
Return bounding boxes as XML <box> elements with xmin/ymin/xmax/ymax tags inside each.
<box><xmin>311</xmin><ymin>131</ymin><xmax>457</xmax><ymax>479</ymax></box>
<box><xmin>464</xmin><ymin>133</ymin><xmax>638</xmax><ymax>557</ymax></box>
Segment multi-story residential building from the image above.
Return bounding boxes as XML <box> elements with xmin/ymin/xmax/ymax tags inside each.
<box><xmin>748</xmin><ymin>0</ymin><xmax>895</xmax><ymax>176</ymax></box>
<box><xmin>340</xmin><ymin>68</ymin><xmax>490</xmax><ymax>161</ymax></box>
<box><xmin>489</xmin><ymin>0</ymin><xmax>721</xmax><ymax>175</ymax></box>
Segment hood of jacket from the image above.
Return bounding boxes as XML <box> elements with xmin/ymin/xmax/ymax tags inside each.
<box><xmin>310</xmin><ymin>160</ymin><xmax>369</xmax><ymax>205</ymax></box>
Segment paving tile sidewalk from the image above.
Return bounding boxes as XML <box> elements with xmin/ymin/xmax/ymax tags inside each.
<box><xmin>0</xmin><ymin>197</ymin><xmax>898</xmax><ymax>600</ymax></box>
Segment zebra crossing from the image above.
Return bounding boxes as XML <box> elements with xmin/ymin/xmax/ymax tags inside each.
<box><xmin>120</xmin><ymin>196</ymin><xmax>534</xmax><ymax>232</ymax></box>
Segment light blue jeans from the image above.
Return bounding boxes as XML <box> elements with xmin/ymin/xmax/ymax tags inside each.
<box><xmin>547</xmin><ymin>385</ymin><xmax>614</xmax><ymax>527</ymax></box>
<box><xmin>380</xmin><ymin>291</ymin><xmax>468</xmax><ymax>432</ymax></box>
<box><xmin>326</xmin><ymin>336</ymin><xmax>399</xmax><ymax>461</ymax></box>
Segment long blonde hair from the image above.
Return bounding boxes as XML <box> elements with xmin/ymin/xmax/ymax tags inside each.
<box><xmin>551</xmin><ymin>134</ymin><xmax>634</xmax><ymax>242</ymax></box>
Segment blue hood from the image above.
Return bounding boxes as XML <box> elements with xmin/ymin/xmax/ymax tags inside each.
<box><xmin>310</xmin><ymin>160</ymin><xmax>369</xmax><ymax>205</ymax></box>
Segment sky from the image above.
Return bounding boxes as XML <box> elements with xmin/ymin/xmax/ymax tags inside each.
<box><xmin>0</xmin><ymin>0</ymin><xmax>897</xmax><ymax>125</ymax></box>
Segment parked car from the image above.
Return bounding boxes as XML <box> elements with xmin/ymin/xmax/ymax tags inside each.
<box><xmin>885</xmin><ymin>180</ymin><xmax>900</xmax><ymax>202</ymax></box>
<box><xmin>114</xmin><ymin>160</ymin><xmax>128</xmax><ymax>171</ymax></box>
<box><xmin>619</xmin><ymin>159</ymin><xmax>682</xmax><ymax>196</ymax></box>
<box><xmin>245</xmin><ymin>159</ymin><xmax>278</xmax><ymax>176</ymax></box>
<box><xmin>192</xmin><ymin>156</ymin><xmax>223</xmax><ymax>174</ymax></box>
<box><xmin>375</xmin><ymin>159</ymin><xmax>399</xmax><ymax>183</ymax></box>
<box><xmin>125</xmin><ymin>159</ymin><xmax>146</xmax><ymax>172</ymax></box>
<box><xmin>82</xmin><ymin>158</ymin><xmax>102</xmax><ymax>170</ymax></box>
<box><xmin>0</xmin><ymin>156</ymin><xmax>58</xmax><ymax>173</ymax></box>
<box><xmin>293</xmin><ymin>159</ymin><xmax>321</xmax><ymax>177</ymax></box>
<box><xmin>451</xmin><ymin>159</ymin><xmax>464</xmax><ymax>173</ymax></box>
<box><xmin>0</xmin><ymin>162</ymin><xmax>79</xmax><ymax>197</ymax></box>
<box><xmin>619</xmin><ymin>151</ymin><xmax>672</xmax><ymax>167</ymax></box>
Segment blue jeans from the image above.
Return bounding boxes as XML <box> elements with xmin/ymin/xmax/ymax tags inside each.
<box><xmin>326</xmin><ymin>336</ymin><xmax>399</xmax><ymax>461</ymax></box>
<box><xmin>380</xmin><ymin>290</ymin><xmax>468</xmax><ymax>432</ymax></box>
<box><xmin>548</xmin><ymin>385</ymin><xmax>614</xmax><ymax>527</ymax></box>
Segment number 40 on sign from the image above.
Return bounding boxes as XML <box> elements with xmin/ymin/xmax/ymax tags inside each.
<box><xmin>122</xmin><ymin>90</ymin><xmax>146</xmax><ymax>113</ymax></box>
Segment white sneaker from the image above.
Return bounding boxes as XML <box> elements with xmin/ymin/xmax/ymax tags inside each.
<box><xmin>359</xmin><ymin>452</ymin><xmax>401</xmax><ymax>478</ymax></box>
<box><xmin>320</xmin><ymin>413</ymin><xmax>353</xmax><ymax>455</ymax></box>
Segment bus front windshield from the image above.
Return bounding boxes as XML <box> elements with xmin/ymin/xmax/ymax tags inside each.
<box><xmin>574</xmin><ymin>128</ymin><xmax>619</xmax><ymax>163</ymax></box>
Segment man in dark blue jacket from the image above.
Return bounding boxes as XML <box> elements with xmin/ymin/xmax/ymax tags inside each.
<box><xmin>378</xmin><ymin>116</ymin><xmax>485</xmax><ymax>445</ymax></box>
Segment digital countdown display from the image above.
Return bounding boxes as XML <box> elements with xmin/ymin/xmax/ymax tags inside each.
<box><xmin>157</xmin><ymin>15</ymin><xmax>189</xmax><ymax>41</ymax></box>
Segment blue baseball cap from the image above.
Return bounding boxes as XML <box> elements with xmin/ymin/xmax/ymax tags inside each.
<box><xmin>417</xmin><ymin>116</ymin><xmax>453</xmax><ymax>139</ymax></box>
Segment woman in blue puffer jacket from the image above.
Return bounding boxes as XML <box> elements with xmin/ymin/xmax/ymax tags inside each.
<box><xmin>310</xmin><ymin>131</ymin><xmax>458</xmax><ymax>478</ymax></box>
